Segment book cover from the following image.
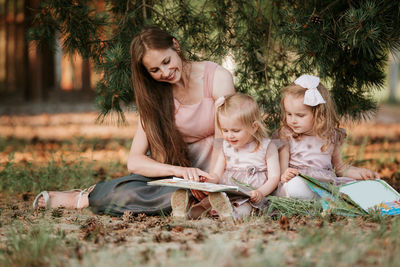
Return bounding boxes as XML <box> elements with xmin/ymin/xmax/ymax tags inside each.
<box><xmin>300</xmin><ymin>173</ymin><xmax>400</xmax><ymax>215</ymax></box>
<box><xmin>147</xmin><ymin>177</ymin><xmax>251</xmax><ymax>197</ymax></box>
<box><xmin>299</xmin><ymin>173</ymin><xmax>367</xmax><ymax>215</ymax></box>
<box><xmin>376</xmin><ymin>200</ymin><xmax>400</xmax><ymax>215</ymax></box>
<box><xmin>339</xmin><ymin>179</ymin><xmax>400</xmax><ymax>212</ymax></box>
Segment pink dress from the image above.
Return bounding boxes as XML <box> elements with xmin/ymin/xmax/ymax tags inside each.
<box><xmin>174</xmin><ymin>61</ymin><xmax>217</xmax><ymax>172</ymax></box>
<box><xmin>221</xmin><ymin>138</ymin><xmax>271</xmax><ymax>189</ymax></box>
<box><xmin>288</xmin><ymin>135</ymin><xmax>353</xmax><ymax>185</ymax></box>
<box><xmin>221</xmin><ymin>138</ymin><xmax>272</xmax><ymax>211</ymax></box>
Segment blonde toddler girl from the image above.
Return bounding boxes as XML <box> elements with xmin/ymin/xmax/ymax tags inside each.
<box><xmin>172</xmin><ymin>93</ymin><xmax>280</xmax><ymax>222</ymax></box>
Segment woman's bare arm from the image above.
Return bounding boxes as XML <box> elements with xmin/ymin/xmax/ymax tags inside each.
<box><xmin>127</xmin><ymin>117</ymin><xmax>212</xmax><ymax>180</ymax></box>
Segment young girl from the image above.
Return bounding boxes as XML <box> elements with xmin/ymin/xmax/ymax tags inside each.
<box><xmin>277</xmin><ymin>74</ymin><xmax>380</xmax><ymax>199</ymax></box>
<box><xmin>171</xmin><ymin>93</ymin><xmax>280</xmax><ymax>222</ymax></box>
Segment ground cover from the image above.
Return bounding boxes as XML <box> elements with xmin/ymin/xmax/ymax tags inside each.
<box><xmin>0</xmin><ymin>106</ymin><xmax>399</xmax><ymax>266</ymax></box>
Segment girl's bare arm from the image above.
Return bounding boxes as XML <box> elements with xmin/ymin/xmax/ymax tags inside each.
<box><xmin>279</xmin><ymin>143</ymin><xmax>299</xmax><ymax>182</ymax></box>
<box><xmin>206</xmin><ymin>148</ymin><xmax>226</xmax><ymax>184</ymax></box>
<box><xmin>332</xmin><ymin>143</ymin><xmax>380</xmax><ymax>180</ymax></box>
<box><xmin>254</xmin><ymin>142</ymin><xmax>281</xmax><ymax>197</ymax></box>
<box><xmin>208</xmin><ymin>65</ymin><xmax>235</xmax><ymax>175</ymax></box>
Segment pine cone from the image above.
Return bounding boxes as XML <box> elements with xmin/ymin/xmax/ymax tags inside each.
<box><xmin>310</xmin><ymin>15</ymin><xmax>322</xmax><ymax>24</ymax></box>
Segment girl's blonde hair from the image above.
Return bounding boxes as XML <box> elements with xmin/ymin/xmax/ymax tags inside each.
<box><xmin>216</xmin><ymin>93</ymin><xmax>268</xmax><ymax>150</ymax></box>
<box><xmin>280</xmin><ymin>82</ymin><xmax>345</xmax><ymax>151</ymax></box>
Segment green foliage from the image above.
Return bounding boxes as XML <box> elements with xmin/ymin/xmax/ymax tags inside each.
<box><xmin>28</xmin><ymin>0</ymin><xmax>400</xmax><ymax>127</ymax></box>
<box><xmin>278</xmin><ymin>0</ymin><xmax>400</xmax><ymax>119</ymax></box>
<box><xmin>266</xmin><ymin>195</ymin><xmax>322</xmax><ymax>217</ymax></box>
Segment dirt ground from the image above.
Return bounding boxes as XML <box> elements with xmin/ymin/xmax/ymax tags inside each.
<box><xmin>0</xmin><ymin>103</ymin><xmax>400</xmax><ymax>265</ymax></box>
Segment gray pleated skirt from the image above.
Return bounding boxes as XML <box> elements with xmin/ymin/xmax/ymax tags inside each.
<box><xmin>88</xmin><ymin>174</ymin><xmax>177</xmax><ymax>217</ymax></box>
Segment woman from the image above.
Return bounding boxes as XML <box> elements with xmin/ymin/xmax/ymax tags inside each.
<box><xmin>33</xmin><ymin>26</ymin><xmax>235</xmax><ymax>216</ymax></box>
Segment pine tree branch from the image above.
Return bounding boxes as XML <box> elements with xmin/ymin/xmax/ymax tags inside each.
<box><xmin>143</xmin><ymin>4</ymin><xmax>178</xmax><ymax>25</ymax></box>
<box><xmin>264</xmin><ymin>2</ymin><xmax>274</xmax><ymax>89</ymax></box>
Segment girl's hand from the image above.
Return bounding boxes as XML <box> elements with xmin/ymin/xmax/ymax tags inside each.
<box><xmin>190</xmin><ymin>189</ymin><xmax>207</xmax><ymax>201</ymax></box>
<box><xmin>249</xmin><ymin>189</ymin><xmax>264</xmax><ymax>203</ymax></box>
<box><xmin>358</xmin><ymin>168</ymin><xmax>380</xmax><ymax>180</ymax></box>
<box><xmin>281</xmin><ymin>168</ymin><xmax>299</xmax><ymax>183</ymax></box>
<box><xmin>199</xmin><ymin>175</ymin><xmax>219</xmax><ymax>184</ymax></box>
<box><xmin>191</xmin><ymin>175</ymin><xmax>219</xmax><ymax>201</ymax></box>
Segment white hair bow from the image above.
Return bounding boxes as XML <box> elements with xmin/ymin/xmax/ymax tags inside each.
<box><xmin>215</xmin><ymin>96</ymin><xmax>225</xmax><ymax>108</ymax></box>
<box><xmin>294</xmin><ymin>75</ymin><xmax>326</xmax><ymax>106</ymax></box>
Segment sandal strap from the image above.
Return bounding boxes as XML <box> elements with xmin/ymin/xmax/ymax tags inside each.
<box><xmin>76</xmin><ymin>185</ymin><xmax>96</xmax><ymax>209</ymax></box>
<box><xmin>33</xmin><ymin>191</ymin><xmax>50</xmax><ymax>209</ymax></box>
<box><xmin>76</xmin><ymin>189</ymin><xmax>88</xmax><ymax>209</ymax></box>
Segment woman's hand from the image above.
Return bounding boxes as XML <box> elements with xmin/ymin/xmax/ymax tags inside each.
<box><xmin>174</xmin><ymin>167</ymin><xmax>214</xmax><ymax>201</ymax></box>
<box><xmin>175</xmin><ymin>167</ymin><xmax>212</xmax><ymax>182</ymax></box>
<box><xmin>280</xmin><ymin>168</ymin><xmax>299</xmax><ymax>183</ymax></box>
<box><xmin>249</xmin><ymin>189</ymin><xmax>264</xmax><ymax>203</ymax></box>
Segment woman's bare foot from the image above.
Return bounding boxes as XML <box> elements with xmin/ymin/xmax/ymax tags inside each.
<box><xmin>37</xmin><ymin>191</ymin><xmax>89</xmax><ymax>209</ymax></box>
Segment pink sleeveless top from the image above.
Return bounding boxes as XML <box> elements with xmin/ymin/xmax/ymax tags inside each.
<box><xmin>174</xmin><ymin>61</ymin><xmax>217</xmax><ymax>172</ymax></box>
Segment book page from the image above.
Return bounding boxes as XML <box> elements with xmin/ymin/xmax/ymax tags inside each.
<box><xmin>147</xmin><ymin>178</ymin><xmax>250</xmax><ymax>196</ymax></box>
<box><xmin>339</xmin><ymin>180</ymin><xmax>400</xmax><ymax>211</ymax></box>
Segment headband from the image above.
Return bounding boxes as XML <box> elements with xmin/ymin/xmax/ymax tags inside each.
<box><xmin>294</xmin><ymin>75</ymin><xmax>326</xmax><ymax>106</ymax></box>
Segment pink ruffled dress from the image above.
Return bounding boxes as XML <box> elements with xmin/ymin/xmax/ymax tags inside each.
<box><xmin>221</xmin><ymin>138</ymin><xmax>271</xmax><ymax>189</ymax></box>
<box><xmin>220</xmin><ymin>138</ymin><xmax>272</xmax><ymax>212</ymax></box>
<box><xmin>287</xmin><ymin>134</ymin><xmax>353</xmax><ymax>185</ymax></box>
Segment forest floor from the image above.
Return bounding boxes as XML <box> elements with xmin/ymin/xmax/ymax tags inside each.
<box><xmin>0</xmin><ymin>102</ymin><xmax>399</xmax><ymax>266</ymax></box>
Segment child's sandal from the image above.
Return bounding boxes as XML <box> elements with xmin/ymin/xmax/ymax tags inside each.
<box><xmin>209</xmin><ymin>192</ymin><xmax>235</xmax><ymax>224</ymax></box>
<box><xmin>171</xmin><ymin>189</ymin><xmax>189</xmax><ymax>220</ymax></box>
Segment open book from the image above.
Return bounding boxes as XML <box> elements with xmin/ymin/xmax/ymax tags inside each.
<box><xmin>147</xmin><ymin>177</ymin><xmax>251</xmax><ymax>197</ymax></box>
<box><xmin>300</xmin><ymin>173</ymin><xmax>400</xmax><ymax>215</ymax></box>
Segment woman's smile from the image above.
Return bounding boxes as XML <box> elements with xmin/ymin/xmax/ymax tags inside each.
<box><xmin>166</xmin><ymin>70</ymin><xmax>176</xmax><ymax>81</ymax></box>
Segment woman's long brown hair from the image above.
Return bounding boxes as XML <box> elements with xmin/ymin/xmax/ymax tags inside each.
<box><xmin>130</xmin><ymin>26</ymin><xmax>191</xmax><ymax>167</ymax></box>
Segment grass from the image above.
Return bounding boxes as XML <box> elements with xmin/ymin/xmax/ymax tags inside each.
<box><xmin>0</xmin><ymin>155</ymin><xmax>127</xmax><ymax>194</ymax></box>
<box><xmin>0</xmin><ymin>134</ymin><xmax>400</xmax><ymax>266</ymax></box>
<box><xmin>0</xmin><ymin>137</ymin><xmax>128</xmax><ymax>194</ymax></box>
<box><xmin>0</xmin><ymin>221</ymin><xmax>76</xmax><ymax>266</ymax></box>
<box><xmin>2</xmin><ymin>215</ymin><xmax>395</xmax><ymax>267</ymax></box>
